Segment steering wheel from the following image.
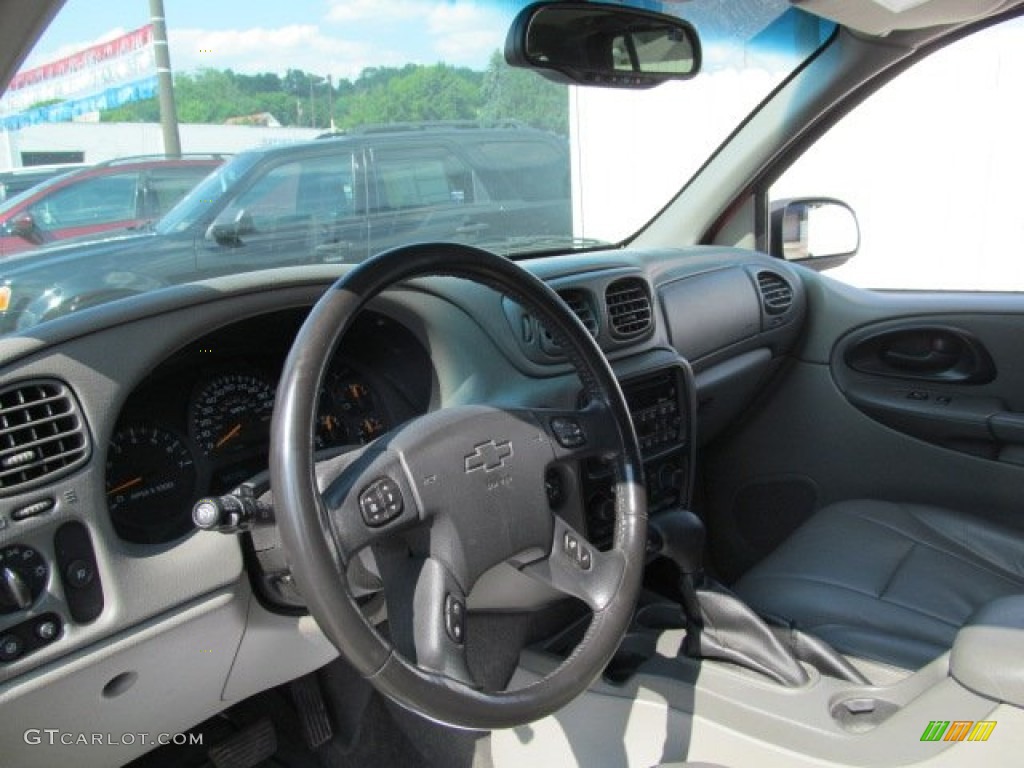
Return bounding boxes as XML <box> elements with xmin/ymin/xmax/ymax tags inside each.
<box><xmin>270</xmin><ymin>243</ymin><xmax>646</xmax><ymax>729</ymax></box>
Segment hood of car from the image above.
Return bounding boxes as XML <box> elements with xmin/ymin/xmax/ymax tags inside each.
<box><xmin>1</xmin><ymin>229</ymin><xmax>161</xmax><ymax>276</ymax></box>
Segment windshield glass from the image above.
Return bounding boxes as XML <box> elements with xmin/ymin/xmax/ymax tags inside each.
<box><xmin>0</xmin><ymin>0</ymin><xmax>833</xmax><ymax>334</ymax></box>
<box><xmin>0</xmin><ymin>169</ymin><xmax>80</xmax><ymax>215</ymax></box>
<box><xmin>155</xmin><ymin>152</ymin><xmax>261</xmax><ymax>234</ymax></box>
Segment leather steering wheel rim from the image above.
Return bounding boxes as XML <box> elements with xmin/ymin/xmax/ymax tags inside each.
<box><xmin>270</xmin><ymin>243</ymin><xmax>647</xmax><ymax>729</ymax></box>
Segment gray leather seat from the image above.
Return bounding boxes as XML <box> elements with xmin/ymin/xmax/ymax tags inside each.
<box><xmin>733</xmin><ymin>499</ymin><xmax>1024</xmax><ymax>670</ymax></box>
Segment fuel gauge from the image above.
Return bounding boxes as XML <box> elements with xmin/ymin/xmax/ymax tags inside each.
<box><xmin>359</xmin><ymin>416</ymin><xmax>386</xmax><ymax>442</ymax></box>
<box><xmin>316</xmin><ymin>366</ymin><xmax>391</xmax><ymax>449</ymax></box>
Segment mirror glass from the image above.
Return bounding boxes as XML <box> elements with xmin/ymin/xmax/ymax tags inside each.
<box><xmin>776</xmin><ymin>198</ymin><xmax>859</xmax><ymax>262</ymax></box>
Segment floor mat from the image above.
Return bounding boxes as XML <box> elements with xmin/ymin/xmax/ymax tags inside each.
<box><xmin>126</xmin><ymin>666</ymin><xmax>489</xmax><ymax>768</ymax></box>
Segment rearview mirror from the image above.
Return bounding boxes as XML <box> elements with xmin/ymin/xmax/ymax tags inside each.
<box><xmin>505</xmin><ymin>2</ymin><xmax>701</xmax><ymax>89</ymax></box>
<box><xmin>771</xmin><ymin>198</ymin><xmax>859</xmax><ymax>272</ymax></box>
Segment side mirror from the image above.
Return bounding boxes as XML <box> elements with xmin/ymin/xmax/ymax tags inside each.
<box><xmin>207</xmin><ymin>209</ymin><xmax>255</xmax><ymax>247</ymax></box>
<box><xmin>505</xmin><ymin>2</ymin><xmax>701</xmax><ymax>89</ymax></box>
<box><xmin>9</xmin><ymin>213</ymin><xmax>41</xmax><ymax>242</ymax></box>
<box><xmin>771</xmin><ymin>198</ymin><xmax>859</xmax><ymax>272</ymax></box>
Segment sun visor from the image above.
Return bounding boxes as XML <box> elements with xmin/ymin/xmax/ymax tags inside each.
<box><xmin>791</xmin><ymin>0</ymin><xmax>1015</xmax><ymax>35</ymax></box>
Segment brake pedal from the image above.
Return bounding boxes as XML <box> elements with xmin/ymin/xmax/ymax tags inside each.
<box><xmin>207</xmin><ymin>716</ymin><xmax>277</xmax><ymax>768</ymax></box>
<box><xmin>291</xmin><ymin>673</ymin><xmax>334</xmax><ymax>749</ymax></box>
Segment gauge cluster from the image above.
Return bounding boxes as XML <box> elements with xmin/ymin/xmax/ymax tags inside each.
<box><xmin>104</xmin><ymin>309</ymin><xmax>431</xmax><ymax>545</ymax></box>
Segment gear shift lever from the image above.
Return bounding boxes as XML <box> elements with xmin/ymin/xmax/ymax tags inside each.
<box><xmin>647</xmin><ymin>508</ymin><xmax>704</xmax><ymax>619</ymax></box>
<box><xmin>647</xmin><ymin>508</ymin><xmax>867</xmax><ymax>686</ymax></box>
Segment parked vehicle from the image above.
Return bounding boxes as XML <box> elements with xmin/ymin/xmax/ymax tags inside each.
<box><xmin>0</xmin><ymin>155</ymin><xmax>224</xmax><ymax>258</ymax></box>
<box><xmin>0</xmin><ymin>163</ymin><xmax>85</xmax><ymax>202</ymax></box>
<box><xmin>0</xmin><ymin>125</ymin><xmax>569</xmax><ymax>329</ymax></box>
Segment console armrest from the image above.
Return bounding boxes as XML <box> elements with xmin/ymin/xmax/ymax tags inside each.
<box><xmin>951</xmin><ymin>595</ymin><xmax>1024</xmax><ymax>708</ymax></box>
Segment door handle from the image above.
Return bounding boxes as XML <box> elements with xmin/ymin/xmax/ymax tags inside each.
<box><xmin>880</xmin><ymin>347</ymin><xmax>959</xmax><ymax>373</ymax></box>
<box><xmin>845</xmin><ymin>325</ymin><xmax>995</xmax><ymax>384</ymax></box>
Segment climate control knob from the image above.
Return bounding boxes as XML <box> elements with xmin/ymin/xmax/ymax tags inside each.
<box><xmin>0</xmin><ymin>546</ymin><xmax>47</xmax><ymax>614</ymax></box>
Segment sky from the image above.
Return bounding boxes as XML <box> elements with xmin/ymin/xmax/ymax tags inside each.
<box><xmin>24</xmin><ymin>0</ymin><xmax>523</xmax><ymax>81</ymax></box>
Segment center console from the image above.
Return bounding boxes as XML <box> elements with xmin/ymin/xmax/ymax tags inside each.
<box><xmin>582</xmin><ymin>365</ymin><xmax>694</xmax><ymax>549</ymax></box>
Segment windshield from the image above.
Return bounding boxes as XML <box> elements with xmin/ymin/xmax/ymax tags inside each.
<box><xmin>155</xmin><ymin>152</ymin><xmax>262</xmax><ymax>234</ymax></box>
<box><xmin>0</xmin><ymin>0</ymin><xmax>833</xmax><ymax>333</ymax></box>
<box><xmin>0</xmin><ymin>169</ymin><xmax>80</xmax><ymax>215</ymax></box>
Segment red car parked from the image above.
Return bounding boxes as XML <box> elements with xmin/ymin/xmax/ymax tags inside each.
<box><xmin>0</xmin><ymin>155</ymin><xmax>224</xmax><ymax>257</ymax></box>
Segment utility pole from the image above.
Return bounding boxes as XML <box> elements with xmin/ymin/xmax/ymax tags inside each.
<box><xmin>149</xmin><ymin>0</ymin><xmax>181</xmax><ymax>157</ymax></box>
<box><xmin>309</xmin><ymin>77</ymin><xmax>315</xmax><ymax>129</ymax></box>
<box><xmin>327</xmin><ymin>75</ymin><xmax>334</xmax><ymax>131</ymax></box>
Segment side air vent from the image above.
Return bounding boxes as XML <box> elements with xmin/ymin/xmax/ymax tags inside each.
<box><xmin>540</xmin><ymin>289</ymin><xmax>598</xmax><ymax>351</ymax></box>
<box><xmin>756</xmin><ymin>271</ymin><xmax>794</xmax><ymax>315</ymax></box>
<box><xmin>606</xmin><ymin>278</ymin><xmax>652</xmax><ymax>339</ymax></box>
<box><xmin>558</xmin><ymin>289</ymin><xmax>599</xmax><ymax>337</ymax></box>
<box><xmin>0</xmin><ymin>380</ymin><xmax>89</xmax><ymax>494</ymax></box>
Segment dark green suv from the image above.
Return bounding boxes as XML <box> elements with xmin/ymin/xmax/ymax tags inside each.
<box><xmin>0</xmin><ymin>123</ymin><xmax>571</xmax><ymax>330</ymax></box>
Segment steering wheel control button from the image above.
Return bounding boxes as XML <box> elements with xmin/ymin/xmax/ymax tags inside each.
<box><xmin>54</xmin><ymin>521</ymin><xmax>104</xmax><ymax>624</ymax></box>
<box><xmin>562</xmin><ymin>531</ymin><xmax>593</xmax><ymax>571</ymax></box>
<box><xmin>550</xmin><ymin>417</ymin><xmax>586</xmax><ymax>448</ymax></box>
<box><xmin>563</xmin><ymin>530</ymin><xmax>580</xmax><ymax>557</ymax></box>
<box><xmin>0</xmin><ymin>633</ymin><xmax>24</xmax><ymax>662</ymax></box>
<box><xmin>579</xmin><ymin>547</ymin><xmax>593</xmax><ymax>571</ymax></box>
<box><xmin>444</xmin><ymin>594</ymin><xmax>466</xmax><ymax>645</ymax></box>
<box><xmin>359</xmin><ymin>478</ymin><xmax>404</xmax><ymax>527</ymax></box>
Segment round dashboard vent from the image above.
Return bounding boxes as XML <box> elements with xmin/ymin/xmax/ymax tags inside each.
<box><xmin>756</xmin><ymin>271</ymin><xmax>794</xmax><ymax>316</ymax></box>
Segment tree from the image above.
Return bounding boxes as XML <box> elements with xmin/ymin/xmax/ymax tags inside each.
<box><xmin>338</xmin><ymin>64</ymin><xmax>483</xmax><ymax>128</ymax></box>
<box><xmin>480</xmin><ymin>50</ymin><xmax>568</xmax><ymax>135</ymax></box>
<box><xmin>98</xmin><ymin>56</ymin><xmax>569</xmax><ymax>134</ymax></box>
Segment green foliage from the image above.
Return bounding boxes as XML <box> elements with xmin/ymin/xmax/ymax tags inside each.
<box><xmin>29</xmin><ymin>98</ymin><xmax>65</xmax><ymax>110</ymax></box>
<box><xmin>480</xmin><ymin>51</ymin><xmax>568</xmax><ymax>135</ymax></box>
<box><xmin>339</xmin><ymin>64</ymin><xmax>484</xmax><ymax>129</ymax></box>
<box><xmin>100</xmin><ymin>54</ymin><xmax>568</xmax><ymax>135</ymax></box>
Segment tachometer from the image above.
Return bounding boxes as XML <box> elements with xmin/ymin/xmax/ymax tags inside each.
<box><xmin>191</xmin><ymin>373</ymin><xmax>275</xmax><ymax>457</ymax></box>
<box><xmin>106</xmin><ymin>425</ymin><xmax>199</xmax><ymax>544</ymax></box>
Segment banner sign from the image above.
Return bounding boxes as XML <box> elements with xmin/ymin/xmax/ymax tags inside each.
<box><xmin>0</xmin><ymin>25</ymin><xmax>156</xmax><ymax>130</ymax></box>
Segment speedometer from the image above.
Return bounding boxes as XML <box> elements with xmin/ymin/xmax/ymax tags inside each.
<box><xmin>190</xmin><ymin>373</ymin><xmax>275</xmax><ymax>457</ymax></box>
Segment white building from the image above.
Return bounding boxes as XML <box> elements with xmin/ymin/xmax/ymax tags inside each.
<box><xmin>0</xmin><ymin>122</ymin><xmax>321</xmax><ymax>169</ymax></box>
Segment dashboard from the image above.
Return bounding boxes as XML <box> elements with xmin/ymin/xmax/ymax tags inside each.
<box><xmin>0</xmin><ymin>246</ymin><xmax>806</xmax><ymax>767</ymax></box>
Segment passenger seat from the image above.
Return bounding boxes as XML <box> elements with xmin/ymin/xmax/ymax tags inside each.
<box><xmin>732</xmin><ymin>499</ymin><xmax>1024</xmax><ymax>670</ymax></box>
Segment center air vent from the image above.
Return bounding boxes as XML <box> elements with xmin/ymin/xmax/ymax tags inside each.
<box><xmin>0</xmin><ymin>380</ymin><xmax>89</xmax><ymax>494</ymax></box>
<box><xmin>756</xmin><ymin>271</ymin><xmax>794</xmax><ymax>316</ymax></box>
<box><xmin>606</xmin><ymin>278</ymin><xmax>652</xmax><ymax>339</ymax></box>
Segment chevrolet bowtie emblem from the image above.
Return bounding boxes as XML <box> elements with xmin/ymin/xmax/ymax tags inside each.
<box><xmin>464</xmin><ymin>439</ymin><xmax>513</xmax><ymax>473</ymax></box>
